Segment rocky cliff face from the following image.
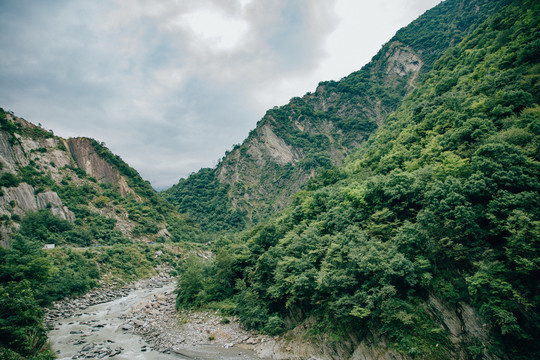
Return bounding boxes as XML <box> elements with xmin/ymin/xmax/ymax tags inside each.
<box><xmin>0</xmin><ymin>116</ymin><xmax>71</xmax><ymax>245</ymax></box>
<box><xmin>67</xmin><ymin>137</ymin><xmax>138</xmax><ymax>198</ymax></box>
<box><xmin>0</xmin><ymin>111</ymin><xmax>173</xmax><ymax>247</ymax></box>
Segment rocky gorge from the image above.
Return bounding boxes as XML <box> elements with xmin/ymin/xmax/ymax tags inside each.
<box><xmin>46</xmin><ymin>268</ymin><xmax>347</xmax><ymax>360</ymax></box>
<box><xmin>46</xmin><ymin>270</ymin><xmax>274</xmax><ymax>360</ymax></box>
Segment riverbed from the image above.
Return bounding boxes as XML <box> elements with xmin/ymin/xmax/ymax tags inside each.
<box><xmin>47</xmin><ymin>277</ymin><xmax>265</xmax><ymax>360</ymax></box>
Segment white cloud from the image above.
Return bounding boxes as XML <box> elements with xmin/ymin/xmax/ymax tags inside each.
<box><xmin>177</xmin><ymin>8</ymin><xmax>249</xmax><ymax>51</ymax></box>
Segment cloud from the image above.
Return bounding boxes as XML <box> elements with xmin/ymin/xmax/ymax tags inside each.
<box><xmin>0</xmin><ymin>0</ymin><xmax>440</xmax><ymax>189</ymax></box>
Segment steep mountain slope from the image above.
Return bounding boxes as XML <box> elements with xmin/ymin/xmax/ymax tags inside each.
<box><xmin>163</xmin><ymin>0</ymin><xmax>510</xmax><ymax>231</ymax></box>
<box><xmin>0</xmin><ymin>109</ymin><xmax>198</xmax><ymax>359</ymax></box>
<box><xmin>174</xmin><ymin>0</ymin><xmax>539</xmax><ymax>358</ymax></box>
<box><xmin>0</xmin><ymin>109</ymin><xmax>199</xmax><ymax>247</ymax></box>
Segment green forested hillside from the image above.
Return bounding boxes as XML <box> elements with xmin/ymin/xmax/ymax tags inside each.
<box><xmin>0</xmin><ymin>110</ymin><xmax>195</xmax><ymax>359</ymax></box>
<box><xmin>174</xmin><ymin>0</ymin><xmax>539</xmax><ymax>358</ymax></box>
<box><xmin>162</xmin><ymin>168</ymin><xmax>246</xmax><ymax>234</ymax></box>
<box><xmin>163</xmin><ymin>0</ymin><xmax>509</xmax><ymax>233</ymax></box>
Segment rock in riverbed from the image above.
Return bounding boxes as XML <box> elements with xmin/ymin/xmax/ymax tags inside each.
<box><xmin>44</xmin><ymin>267</ymin><xmax>172</xmax><ymax>328</ymax></box>
<box><xmin>70</xmin><ymin>340</ymin><xmax>124</xmax><ymax>359</ymax></box>
<box><xmin>126</xmin><ymin>288</ymin><xmax>272</xmax><ymax>354</ymax></box>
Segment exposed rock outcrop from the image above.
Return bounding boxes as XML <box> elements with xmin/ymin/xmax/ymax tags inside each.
<box><xmin>251</xmin><ymin>296</ymin><xmax>496</xmax><ymax>360</ymax></box>
<box><xmin>0</xmin><ymin>111</ymin><xmax>166</xmax><ymax>247</ymax></box>
<box><xmin>428</xmin><ymin>296</ymin><xmax>497</xmax><ymax>360</ymax></box>
<box><xmin>0</xmin><ymin>183</ymin><xmax>75</xmax><ymax>246</ymax></box>
<box><xmin>383</xmin><ymin>42</ymin><xmax>423</xmax><ymax>81</ymax></box>
<box><xmin>36</xmin><ymin>191</ymin><xmax>75</xmax><ymax>221</ymax></box>
<box><xmin>67</xmin><ymin>138</ymin><xmax>117</xmax><ymax>184</ymax></box>
<box><xmin>257</xmin><ymin>125</ymin><xmax>303</xmax><ymax>165</ymax></box>
<box><xmin>0</xmin><ymin>132</ymin><xmax>28</xmax><ymax>172</ymax></box>
<box><xmin>67</xmin><ymin>138</ymin><xmax>138</xmax><ymax>198</ymax></box>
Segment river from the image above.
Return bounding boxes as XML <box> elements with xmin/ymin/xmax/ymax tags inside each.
<box><xmin>47</xmin><ymin>280</ymin><xmax>265</xmax><ymax>360</ymax></box>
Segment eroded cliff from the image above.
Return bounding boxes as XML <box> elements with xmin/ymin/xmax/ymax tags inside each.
<box><xmin>0</xmin><ymin>110</ymin><xmax>187</xmax><ymax>247</ymax></box>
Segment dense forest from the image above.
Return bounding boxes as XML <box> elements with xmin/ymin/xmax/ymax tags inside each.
<box><xmin>174</xmin><ymin>0</ymin><xmax>539</xmax><ymax>358</ymax></box>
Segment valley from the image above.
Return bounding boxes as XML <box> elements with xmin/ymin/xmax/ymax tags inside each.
<box><xmin>47</xmin><ymin>273</ymin><xmax>264</xmax><ymax>360</ymax></box>
<box><xmin>0</xmin><ymin>0</ymin><xmax>538</xmax><ymax>359</ymax></box>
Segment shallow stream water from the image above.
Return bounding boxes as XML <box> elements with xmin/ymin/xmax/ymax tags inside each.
<box><xmin>48</xmin><ymin>282</ymin><xmax>263</xmax><ymax>360</ymax></box>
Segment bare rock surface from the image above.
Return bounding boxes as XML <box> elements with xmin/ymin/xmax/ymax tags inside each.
<box><xmin>47</xmin><ymin>269</ymin><xmax>266</xmax><ymax>359</ymax></box>
<box><xmin>128</xmin><ymin>290</ymin><xmax>272</xmax><ymax>355</ymax></box>
<box><xmin>45</xmin><ymin>269</ymin><xmax>173</xmax><ymax>328</ymax></box>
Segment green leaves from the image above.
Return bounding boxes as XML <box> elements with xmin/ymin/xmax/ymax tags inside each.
<box><xmin>175</xmin><ymin>256</ymin><xmax>206</xmax><ymax>309</ymax></box>
<box><xmin>466</xmin><ymin>252</ymin><xmax>526</xmax><ymax>338</ymax></box>
<box><xmin>0</xmin><ymin>280</ymin><xmax>47</xmax><ymax>357</ymax></box>
<box><xmin>163</xmin><ymin>168</ymin><xmax>246</xmax><ymax>234</ymax></box>
<box><xmin>170</xmin><ymin>0</ymin><xmax>539</xmax><ymax>357</ymax></box>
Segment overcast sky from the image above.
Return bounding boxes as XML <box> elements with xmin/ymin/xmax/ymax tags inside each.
<box><xmin>0</xmin><ymin>0</ymin><xmax>440</xmax><ymax>189</ymax></box>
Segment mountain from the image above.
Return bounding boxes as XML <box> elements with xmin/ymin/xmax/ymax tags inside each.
<box><xmin>163</xmin><ymin>0</ymin><xmax>511</xmax><ymax>232</ymax></box>
<box><xmin>0</xmin><ymin>109</ymin><xmax>200</xmax><ymax>247</ymax></box>
<box><xmin>1</xmin><ymin>0</ymin><xmax>538</xmax><ymax>358</ymax></box>
<box><xmin>0</xmin><ymin>109</ymin><xmax>198</xmax><ymax>359</ymax></box>
<box><xmin>173</xmin><ymin>0</ymin><xmax>539</xmax><ymax>358</ymax></box>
